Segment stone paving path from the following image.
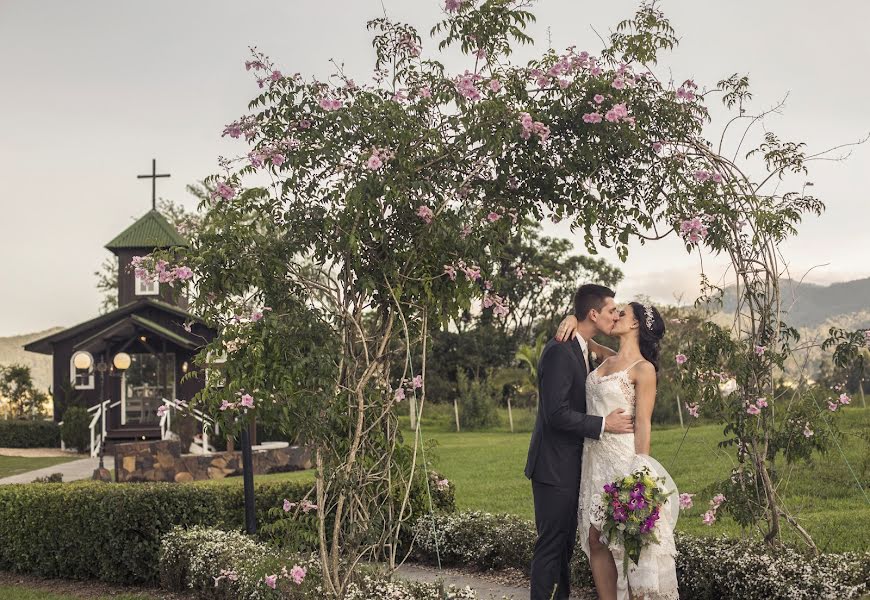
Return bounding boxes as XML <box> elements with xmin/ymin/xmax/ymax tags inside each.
<box><xmin>396</xmin><ymin>563</ymin><xmax>594</xmax><ymax>599</ymax></box>
<box><xmin>0</xmin><ymin>456</ymin><xmax>100</xmax><ymax>484</ymax></box>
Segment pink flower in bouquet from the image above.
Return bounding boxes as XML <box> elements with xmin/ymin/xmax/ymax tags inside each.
<box><xmin>678</xmin><ymin>493</ymin><xmax>694</xmax><ymax>510</ymax></box>
<box><xmin>264</xmin><ymin>574</ymin><xmax>278</xmax><ymax>589</ymax></box>
<box><xmin>827</xmin><ymin>401</ymin><xmax>839</xmax><ymax>412</ymax></box>
<box><xmin>289</xmin><ymin>565</ymin><xmax>306</xmax><ymax>585</ymax></box>
<box><xmin>746</xmin><ymin>404</ymin><xmax>761</xmax><ymax>415</ymax></box>
<box><xmin>839</xmin><ymin>393</ymin><xmax>851</xmax><ymax>405</ymax></box>
<box><xmin>702</xmin><ymin>510</ymin><xmax>716</xmax><ymax>525</ymax></box>
<box><xmin>675</xmin><ymin>353</ymin><xmax>687</xmax><ymax>365</ymax></box>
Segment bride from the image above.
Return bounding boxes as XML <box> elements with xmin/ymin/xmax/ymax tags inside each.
<box><xmin>558</xmin><ymin>302</ymin><xmax>678</xmax><ymax>600</ymax></box>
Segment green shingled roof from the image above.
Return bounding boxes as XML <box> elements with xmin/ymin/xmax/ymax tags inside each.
<box><xmin>105</xmin><ymin>209</ymin><xmax>188</xmax><ymax>250</ymax></box>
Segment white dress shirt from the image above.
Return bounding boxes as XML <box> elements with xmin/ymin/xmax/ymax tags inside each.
<box><xmin>575</xmin><ymin>333</ymin><xmax>606</xmax><ymax>437</ymax></box>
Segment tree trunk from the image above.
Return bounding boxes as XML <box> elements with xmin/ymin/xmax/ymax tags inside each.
<box><xmin>507</xmin><ymin>397</ymin><xmax>514</xmax><ymax>433</ymax></box>
<box><xmin>453</xmin><ymin>399</ymin><xmax>460</xmax><ymax>432</ymax></box>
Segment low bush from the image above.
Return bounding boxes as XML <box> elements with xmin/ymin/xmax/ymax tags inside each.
<box><xmin>0</xmin><ymin>478</ymin><xmax>310</xmax><ymax>584</ymax></box>
<box><xmin>59</xmin><ymin>407</ymin><xmax>90</xmax><ymax>452</ymax></box>
<box><xmin>0</xmin><ymin>419</ymin><xmax>60</xmax><ymax>448</ymax></box>
<box><xmin>412</xmin><ymin>511</ymin><xmax>869</xmax><ymax>600</ymax></box>
<box><xmin>160</xmin><ymin>526</ymin><xmax>477</xmax><ymax>599</ymax></box>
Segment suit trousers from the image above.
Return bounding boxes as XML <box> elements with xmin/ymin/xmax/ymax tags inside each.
<box><xmin>530</xmin><ymin>479</ymin><xmax>580</xmax><ymax>600</ymax></box>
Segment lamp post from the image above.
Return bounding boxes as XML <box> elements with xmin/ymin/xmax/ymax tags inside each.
<box><xmin>73</xmin><ymin>350</ymin><xmax>130</xmax><ymax>481</ymax></box>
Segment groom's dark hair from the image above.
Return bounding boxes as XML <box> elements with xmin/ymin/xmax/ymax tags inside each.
<box><xmin>573</xmin><ymin>284</ymin><xmax>615</xmax><ymax>321</ymax></box>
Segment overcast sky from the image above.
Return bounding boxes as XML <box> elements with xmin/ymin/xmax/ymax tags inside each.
<box><xmin>1</xmin><ymin>0</ymin><xmax>868</xmax><ymax>337</ymax></box>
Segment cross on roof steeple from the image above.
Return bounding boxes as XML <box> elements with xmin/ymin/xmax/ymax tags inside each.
<box><xmin>136</xmin><ymin>159</ymin><xmax>171</xmax><ymax>210</ymax></box>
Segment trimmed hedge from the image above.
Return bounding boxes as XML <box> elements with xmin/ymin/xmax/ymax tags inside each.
<box><xmin>0</xmin><ymin>419</ymin><xmax>60</xmax><ymax>448</ymax></box>
<box><xmin>0</xmin><ymin>478</ymin><xmax>310</xmax><ymax>584</ymax></box>
<box><xmin>412</xmin><ymin>511</ymin><xmax>870</xmax><ymax>600</ymax></box>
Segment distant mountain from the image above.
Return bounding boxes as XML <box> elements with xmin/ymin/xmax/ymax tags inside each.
<box><xmin>0</xmin><ymin>328</ymin><xmax>61</xmax><ymax>393</ymax></box>
<box><xmin>719</xmin><ymin>277</ymin><xmax>870</xmax><ymax>329</ymax></box>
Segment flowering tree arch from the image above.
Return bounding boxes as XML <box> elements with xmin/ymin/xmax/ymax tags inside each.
<box><xmin>145</xmin><ymin>0</ymin><xmax>866</xmax><ymax>593</ymax></box>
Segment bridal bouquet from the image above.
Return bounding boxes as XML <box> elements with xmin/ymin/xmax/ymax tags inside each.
<box><xmin>600</xmin><ymin>466</ymin><xmax>673</xmax><ymax>574</ymax></box>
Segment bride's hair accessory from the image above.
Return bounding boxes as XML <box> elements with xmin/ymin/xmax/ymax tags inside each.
<box><xmin>642</xmin><ymin>304</ymin><xmax>655</xmax><ymax>330</ymax></box>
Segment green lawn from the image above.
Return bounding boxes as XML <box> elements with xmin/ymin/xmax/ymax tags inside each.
<box><xmin>0</xmin><ymin>586</ymin><xmax>157</xmax><ymax>600</ymax></box>
<box><xmin>407</xmin><ymin>405</ymin><xmax>870</xmax><ymax>553</ymax></box>
<box><xmin>0</xmin><ymin>456</ymin><xmax>81</xmax><ymax>479</ymax></box>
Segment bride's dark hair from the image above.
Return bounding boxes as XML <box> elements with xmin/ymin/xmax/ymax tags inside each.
<box><xmin>629</xmin><ymin>302</ymin><xmax>665</xmax><ymax>372</ymax></box>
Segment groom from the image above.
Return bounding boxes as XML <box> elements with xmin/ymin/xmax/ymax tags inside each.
<box><xmin>525</xmin><ymin>284</ymin><xmax>633</xmax><ymax>600</ymax></box>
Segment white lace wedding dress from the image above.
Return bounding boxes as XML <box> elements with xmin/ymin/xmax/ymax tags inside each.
<box><xmin>578</xmin><ymin>359</ymin><xmax>679</xmax><ymax>600</ymax></box>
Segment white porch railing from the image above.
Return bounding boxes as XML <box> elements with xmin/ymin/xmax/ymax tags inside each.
<box><xmin>159</xmin><ymin>398</ymin><xmax>218</xmax><ymax>454</ymax></box>
<box><xmin>87</xmin><ymin>400</ymin><xmax>119</xmax><ymax>457</ymax></box>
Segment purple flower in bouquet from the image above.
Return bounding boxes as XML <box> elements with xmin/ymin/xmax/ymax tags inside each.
<box><xmin>628</xmin><ymin>497</ymin><xmax>647</xmax><ymax>511</ymax></box>
<box><xmin>603</xmin><ymin>482</ymin><xmax>618</xmax><ymax>495</ymax></box>
<box><xmin>613</xmin><ymin>507</ymin><xmax>628</xmax><ymax>522</ymax></box>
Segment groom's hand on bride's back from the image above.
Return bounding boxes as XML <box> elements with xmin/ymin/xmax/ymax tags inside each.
<box><xmin>604</xmin><ymin>408</ymin><xmax>634</xmax><ymax>434</ymax></box>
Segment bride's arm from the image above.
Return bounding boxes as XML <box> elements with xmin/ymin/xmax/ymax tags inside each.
<box><xmin>633</xmin><ymin>362</ymin><xmax>658</xmax><ymax>455</ymax></box>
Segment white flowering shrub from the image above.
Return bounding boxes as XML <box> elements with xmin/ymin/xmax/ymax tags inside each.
<box><xmin>413</xmin><ymin>512</ymin><xmax>869</xmax><ymax>599</ymax></box>
<box><xmin>160</xmin><ymin>526</ymin><xmax>482</xmax><ymax>599</ymax></box>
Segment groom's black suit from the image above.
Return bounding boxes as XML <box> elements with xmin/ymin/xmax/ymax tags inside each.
<box><xmin>525</xmin><ymin>337</ymin><xmax>604</xmax><ymax>600</ymax></box>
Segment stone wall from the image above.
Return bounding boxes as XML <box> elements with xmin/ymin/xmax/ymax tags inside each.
<box><xmin>113</xmin><ymin>440</ymin><xmax>312</xmax><ymax>483</ymax></box>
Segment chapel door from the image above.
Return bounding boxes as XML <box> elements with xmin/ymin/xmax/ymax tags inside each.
<box><xmin>122</xmin><ymin>353</ymin><xmax>175</xmax><ymax>425</ymax></box>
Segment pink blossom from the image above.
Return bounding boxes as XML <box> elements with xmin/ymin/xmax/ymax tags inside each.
<box><xmin>394</xmin><ymin>387</ymin><xmax>406</xmax><ymax>402</ymax></box>
<box><xmin>319</xmin><ymin>96</ymin><xmax>342</xmax><ymax>111</ymax></box>
<box><xmin>803</xmin><ymin>424</ymin><xmax>814</xmax><ymax>438</ymax></box>
<box><xmin>593</xmin><ymin>94</ymin><xmax>605</xmax><ymax>104</ymax></box>
<box><xmin>611</xmin><ymin>78</ymin><xmax>625</xmax><ymax>90</ymax></box>
<box><xmin>300</xmin><ymin>500</ymin><xmax>318</xmax><ymax>513</ymax></box>
<box><xmin>436</xmin><ymin>478</ymin><xmax>450</xmax><ymax>491</ymax></box>
<box><xmin>460</xmin><ymin>224</ymin><xmax>472</xmax><ymax>239</ymax></box>
<box><xmin>755</xmin><ymin>397</ymin><xmax>768</xmax><ymax>409</ymax></box>
<box><xmin>240</xmin><ymin>394</ymin><xmax>254</xmax><ymax>409</ymax></box>
<box><xmin>419</xmin><ymin>86</ymin><xmax>432</xmax><ymax>98</ymax></box>
<box><xmin>214</xmin><ymin>182</ymin><xmax>236</xmax><ymax>201</ymax></box>
<box><xmin>444</xmin><ymin>265</ymin><xmax>457</xmax><ymax>281</ymax></box>
<box><xmin>219</xmin><ymin>400</ymin><xmax>235</xmax><ymax>411</ymax></box>
<box><xmin>264</xmin><ymin>574</ymin><xmax>277</xmax><ymax>589</ymax></box>
<box><xmin>157</xmin><ymin>405</ymin><xmax>168</xmax><ymax>418</ymax></box>
<box><xmin>675</xmin><ymin>354</ymin><xmax>687</xmax><ymax>365</ymax></box>
<box><xmin>839</xmin><ymin>393</ymin><xmax>851</xmax><ymax>405</ymax></box>
<box><xmin>746</xmin><ymin>404</ymin><xmax>761</xmax><ymax>415</ymax></box>
<box><xmin>514</xmin><ymin>266</ymin><xmax>525</xmax><ymax>279</ymax></box>
<box><xmin>694</xmin><ymin>170</ymin><xmax>711</xmax><ymax>182</ymax></box>
<box><xmin>366</xmin><ymin>154</ymin><xmax>383</xmax><ymax>171</ymax></box>
<box><xmin>444</xmin><ymin>0</ymin><xmax>463</xmax><ymax>12</ymax></box>
<box><xmin>678</xmin><ymin>493</ymin><xmax>694</xmax><ymax>510</ymax></box>
<box><xmin>289</xmin><ymin>565</ymin><xmax>306</xmax><ymax>585</ymax></box>
<box><xmin>702</xmin><ymin>511</ymin><xmax>716</xmax><ymax>525</ymax></box>
<box><xmin>270</xmin><ymin>70</ymin><xmax>282</xmax><ymax>82</ymax></box>
<box><xmin>827</xmin><ymin>401</ymin><xmax>839</xmax><ymax>412</ymax></box>
<box><xmin>686</xmin><ymin>403</ymin><xmax>699</xmax><ymax>418</ymax></box>
<box><xmin>604</xmin><ymin>109</ymin><xmax>620</xmax><ymax>123</ymax></box>
<box><xmin>462</xmin><ymin>265</ymin><xmax>481</xmax><ymax>281</ymax></box>
<box><xmin>417</xmin><ymin>205</ymin><xmax>434</xmax><ymax>224</ymax></box>
<box><xmin>582</xmin><ymin>112</ymin><xmax>603</xmax><ymax>124</ymax></box>
<box><xmin>173</xmin><ymin>266</ymin><xmax>194</xmax><ymax>281</ymax></box>
<box><xmin>283</xmin><ymin>499</ymin><xmax>295</xmax><ymax>512</ymax></box>
<box><xmin>271</xmin><ymin>153</ymin><xmax>285</xmax><ymax>166</ymax></box>
<box><xmin>652</xmin><ymin>141</ymin><xmax>663</xmax><ymax>153</ymax></box>
<box><xmin>754</xmin><ymin>345</ymin><xmax>766</xmax><ymax>356</ymax></box>
<box><xmin>487</xmin><ymin>211</ymin><xmax>501</xmax><ymax>222</ymax></box>
<box><xmin>611</xmin><ymin>103</ymin><xmax>628</xmax><ymax>118</ymax></box>
<box><xmin>711</xmin><ymin>494</ymin><xmax>726</xmax><ymax>508</ymax></box>
<box><xmin>488</xmin><ymin>79</ymin><xmax>501</xmax><ymax>93</ymax></box>
<box><xmin>712</xmin><ymin>172</ymin><xmax>724</xmax><ymax>183</ymax></box>
<box><xmin>412</xmin><ymin>375</ymin><xmax>423</xmax><ymax>389</ymax></box>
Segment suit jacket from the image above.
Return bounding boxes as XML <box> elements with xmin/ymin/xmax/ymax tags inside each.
<box><xmin>524</xmin><ymin>337</ymin><xmax>604</xmax><ymax>487</ymax></box>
